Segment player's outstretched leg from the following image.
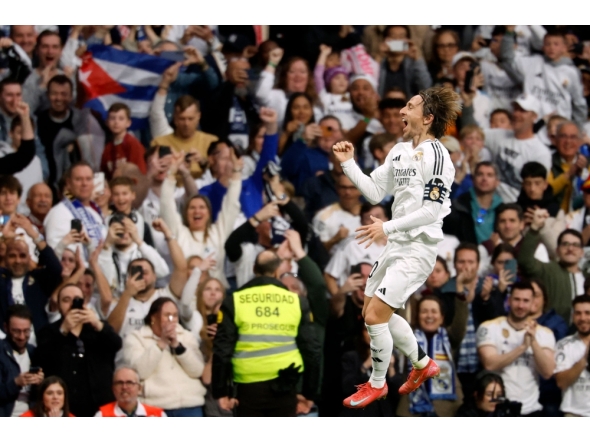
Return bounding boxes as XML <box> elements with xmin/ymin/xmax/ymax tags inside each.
<box><xmin>343</xmin><ymin>300</ymin><xmax>393</xmax><ymax>409</ymax></box>
<box><xmin>388</xmin><ymin>313</ymin><xmax>440</xmax><ymax>394</ymax></box>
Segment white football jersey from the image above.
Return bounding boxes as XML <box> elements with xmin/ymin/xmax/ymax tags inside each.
<box><xmin>555</xmin><ymin>333</ymin><xmax>590</xmax><ymax>417</ymax></box>
<box><xmin>477</xmin><ymin>316</ymin><xmax>556</xmax><ymax>415</ymax></box>
<box><xmin>370</xmin><ymin>139</ymin><xmax>454</xmax><ymax>242</ymax></box>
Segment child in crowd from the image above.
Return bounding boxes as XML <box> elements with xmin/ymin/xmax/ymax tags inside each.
<box><xmin>314</xmin><ymin>45</ymin><xmax>354</xmax><ymax>129</ymax></box>
<box><xmin>100</xmin><ymin>103</ymin><xmax>147</xmax><ymax>179</ymax></box>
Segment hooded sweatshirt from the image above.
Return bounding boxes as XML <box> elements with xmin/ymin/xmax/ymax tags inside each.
<box><xmin>499</xmin><ymin>33</ymin><xmax>587</xmax><ymax>127</ymax></box>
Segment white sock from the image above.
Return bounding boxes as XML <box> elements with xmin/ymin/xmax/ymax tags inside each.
<box><xmin>388</xmin><ymin>313</ymin><xmax>430</xmax><ymax>369</ymax></box>
<box><xmin>366</xmin><ymin>323</ymin><xmax>393</xmax><ymax>389</ymax></box>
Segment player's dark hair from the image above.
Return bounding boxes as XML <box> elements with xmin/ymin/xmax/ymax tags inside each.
<box><xmin>383</xmin><ymin>25</ymin><xmax>411</xmax><ymax>39</ymax></box>
<box><xmin>495</xmin><ymin>203</ymin><xmax>524</xmax><ymax>224</ymax></box>
<box><xmin>419</xmin><ymin>87</ymin><xmax>461</xmax><ymax>139</ymax></box>
<box><xmin>510</xmin><ymin>280</ymin><xmax>534</xmax><ymax>296</ymax></box>
<box><xmin>490</xmin><ymin>108</ymin><xmax>512</xmax><ymax>123</ymax></box>
<box><xmin>573</xmin><ymin>294</ymin><xmax>590</xmax><ymax>307</ymax></box>
<box><xmin>491</xmin><ymin>243</ymin><xmax>515</xmax><ymax>264</ymax></box>
<box><xmin>379</xmin><ymin>98</ymin><xmax>406</xmax><ymax>111</ymax></box>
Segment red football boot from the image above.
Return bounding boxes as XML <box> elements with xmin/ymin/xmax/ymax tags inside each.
<box><xmin>343</xmin><ymin>382</ymin><xmax>388</xmax><ymax>409</ymax></box>
<box><xmin>398</xmin><ymin>359</ymin><xmax>440</xmax><ymax>395</ymax></box>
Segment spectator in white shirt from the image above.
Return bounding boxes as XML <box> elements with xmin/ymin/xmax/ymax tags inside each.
<box><xmin>25</xmin><ymin>183</ymin><xmax>52</xmax><ymax>234</ymax></box>
<box><xmin>462</xmin><ymin>93</ymin><xmax>551</xmax><ymax>203</ymax></box>
<box><xmin>477</xmin><ymin>281</ymin><xmax>556</xmax><ymax>416</ymax></box>
<box><xmin>44</xmin><ymin>161</ymin><xmax>106</xmax><ymax>259</ymax></box>
<box><xmin>312</xmin><ymin>174</ymin><xmax>362</xmax><ymax>256</ymax></box>
<box><xmin>106</xmin><ymin>218</ymin><xmax>187</xmax><ymax>341</ymax></box>
<box><xmin>98</xmin><ymin>215</ymin><xmax>169</xmax><ymax>294</ymax></box>
<box><xmin>554</xmin><ymin>295</ymin><xmax>590</xmax><ymax>417</ymax></box>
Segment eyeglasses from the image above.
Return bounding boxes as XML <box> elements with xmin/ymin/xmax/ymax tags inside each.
<box><xmin>113</xmin><ymin>381</ymin><xmax>139</xmax><ymax>387</ymax></box>
<box><xmin>476</xmin><ymin>208</ymin><xmax>488</xmax><ymax>224</ymax></box>
<box><xmin>559</xmin><ymin>241</ymin><xmax>582</xmax><ymax>249</ymax></box>
<box><xmin>436</xmin><ymin>43</ymin><xmax>458</xmax><ymax>49</ymax></box>
<box><xmin>279</xmin><ymin>272</ymin><xmax>298</xmax><ymax>279</ymax></box>
<box><xmin>75</xmin><ymin>339</ymin><xmax>85</xmax><ymax>357</ymax></box>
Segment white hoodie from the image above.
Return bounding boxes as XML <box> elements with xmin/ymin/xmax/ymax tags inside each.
<box><xmin>500</xmin><ymin>33</ymin><xmax>587</xmax><ymax>126</ymax></box>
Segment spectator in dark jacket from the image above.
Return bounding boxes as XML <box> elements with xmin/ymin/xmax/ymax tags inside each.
<box><xmin>200</xmin><ymin>57</ymin><xmax>260</xmax><ymax>147</ymax></box>
<box><xmin>443</xmin><ymin>161</ymin><xmax>503</xmax><ymax>244</ymax></box>
<box><xmin>0</xmin><ymin>305</ymin><xmax>42</xmax><ymax>417</ymax></box>
<box><xmin>516</xmin><ymin>162</ymin><xmax>561</xmax><ymax>218</ymax></box>
<box><xmin>33</xmin><ymin>284</ymin><xmax>122</xmax><ymax>417</ymax></box>
<box><xmin>300</xmin><ymin>150</ymin><xmax>342</xmax><ymax>222</ymax></box>
<box><xmin>0</xmin><ymin>218</ymin><xmax>62</xmax><ymax>335</ymax></box>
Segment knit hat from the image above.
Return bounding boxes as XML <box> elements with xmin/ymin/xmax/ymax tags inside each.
<box><xmin>350</xmin><ymin>73</ymin><xmax>377</xmax><ymax>91</ymax></box>
<box><xmin>324</xmin><ymin>66</ymin><xmax>348</xmax><ymax>86</ymax></box>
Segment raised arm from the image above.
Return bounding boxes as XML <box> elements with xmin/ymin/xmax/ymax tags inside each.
<box><xmin>88</xmin><ymin>242</ymin><xmax>114</xmax><ymax>318</ymax></box>
<box><xmin>149</xmin><ymin>63</ymin><xmax>180</xmax><ymax>138</ymax></box>
<box><xmin>334</xmin><ymin>141</ymin><xmax>391</xmax><ymax>204</ymax></box>
<box><xmin>152</xmin><ymin>218</ymin><xmax>187</xmax><ymax>298</ymax></box>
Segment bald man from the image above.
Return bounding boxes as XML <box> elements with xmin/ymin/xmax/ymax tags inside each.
<box><xmin>0</xmin><ymin>231</ymin><xmax>62</xmax><ymax>338</ymax></box>
<box><xmin>26</xmin><ymin>183</ymin><xmax>53</xmax><ymax>233</ymax></box>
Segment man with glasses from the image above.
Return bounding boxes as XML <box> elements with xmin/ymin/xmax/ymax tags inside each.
<box><xmin>95</xmin><ymin>367</ymin><xmax>166</xmax><ymax>417</ymax></box>
<box><xmin>518</xmin><ymin>208</ymin><xmax>585</xmax><ymax>322</ymax></box>
<box><xmin>548</xmin><ymin>121</ymin><xmax>588</xmax><ymax>213</ymax></box>
<box><xmin>443</xmin><ymin>161</ymin><xmax>503</xmax><ymax>245</ymax></box>
<box><xmin>0</xmin><ymin>305</ymin><xmax>43</xmax><ymax>417</ymax></box>
<box><xmin>33</xmin><ymin>284</ymin><xmax>122</xmax><ymax>417</ymax></box>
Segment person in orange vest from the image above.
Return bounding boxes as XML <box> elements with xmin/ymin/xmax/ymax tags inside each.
<box><xmin>94</xmin><ymin>367</ymin><xmax>166</xmax><ymax>417</ymax></box>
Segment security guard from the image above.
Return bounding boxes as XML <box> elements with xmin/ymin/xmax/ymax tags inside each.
<box><xmin>212</xmin><ymin>250</ymin><xmax>321</xmax><ymax>417</ymax></box>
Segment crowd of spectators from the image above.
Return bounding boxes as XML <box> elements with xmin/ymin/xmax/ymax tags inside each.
<box><xmin>1</xmin><ymin>24</ymin><xmax>590</xmax><ymax>417</ymax></box>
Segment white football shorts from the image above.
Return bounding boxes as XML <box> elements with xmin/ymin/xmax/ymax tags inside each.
<box><xmin>364</xmin><ymin>234</ymin><xmax>438</xmax><ymax>309</ymax></box>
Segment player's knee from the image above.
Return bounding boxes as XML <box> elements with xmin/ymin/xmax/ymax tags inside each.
<box><xmin>364</xmin><ymin>308</ymin><xmax>380</xmax><ymax>326</ymax></box>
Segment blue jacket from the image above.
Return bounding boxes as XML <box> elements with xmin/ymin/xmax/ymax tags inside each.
<box><xmin>281</xmin><ymin>141</ymin><xmax>331</xmax><ymax>195</ymax></box>
<box><xmin>0</xmin><ymin>339</ymin><xmax>36</xmax><ymax>417</ymax></box>
<box><xmin>200</xmin><ymin>133</ymin><xmax>278</xmax><ymax>221</ymax></box>
<box><xmin>537</xmin><ymin>309</ymin><xmax>569</xmax><ymax>342</ymax></box>
<box><xmin>0</xmin><ymin>246</ymin><xmax>62</xmax><ymax>335</ymax></box>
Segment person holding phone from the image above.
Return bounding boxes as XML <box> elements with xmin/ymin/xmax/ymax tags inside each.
<box><xmin>452</xmin><ymin>51</ymin><xmax>490</xmax><ymax>129</ymax></box>
<box><xmin>0</xmin><ymin>305</ymin><xmax>43</xmax><ymax>417</ymax></box>
<box><xmin>32</xmin><ymin>284</ymin><xmax>122</xmax><ymax>417</ymax></box>
<box><xmin>106</xmin><ymin>217</ymin><xmax>188</xmax><ymax>342</ymax></box>
<box><xmin>122</xmin><ymin>297</ymin><xmax>206</xmax><ymax>417</ymax></box>
<box><xmin>378</xmin><ymin>25</ymin><xmax>432</xmax><ymax>101</ymax></box>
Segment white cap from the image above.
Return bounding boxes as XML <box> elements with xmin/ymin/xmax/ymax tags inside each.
<box><xmin>350</xmin><ymin>73</ymin><xmax>377</xmax><ymax>91</ymax></box>
<box><xmin>512</xmin><ymin>93</ymin><xmax>541</xmax><ymax>116</ymax></box>
<box><xmin>451</xmin><ymin>51</ymin><xmax>477</xmax><ymax>68</ymax></box>
<box><xmin>439</xmin><ymin>135</ymin><xmax>461</xmax><ymax>153</ymax></box>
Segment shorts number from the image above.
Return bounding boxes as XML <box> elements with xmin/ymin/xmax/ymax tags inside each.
<box><xmin>369</xmin><ymin>261</ymin><xmax>379</xmax><ymax>279</ymax></box>
<box><xmin>255</xmin><ymin>307</ymin><xmax>280</xmax><ymax>317</ymax></box>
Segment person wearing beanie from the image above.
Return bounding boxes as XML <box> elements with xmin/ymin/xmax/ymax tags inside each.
<box><xmin>314</xmin><ymin>46</ymin><xmax>355</xmax><ymax>129</ymax></box>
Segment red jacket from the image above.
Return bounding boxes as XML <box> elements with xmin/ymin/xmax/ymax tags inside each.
<box><xmin>20</xmin><ymin>410</ymin><xmax>75</xmax><ymax>417</ymax></box>
<box><xmin>100</xmin><ymin>133</ymin><xmax>147</xmax><ymax>179</ymax></box>
<box><xmin>98</xmin><ymin>401</ymin><xmax>165</xmax><ymax>417</ymax></box>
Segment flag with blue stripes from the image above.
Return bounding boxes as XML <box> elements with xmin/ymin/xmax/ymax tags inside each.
<box><xmin>80</xmin><ymin>45</ymin><xmax>175</xmax><ymax>130</ymax></box>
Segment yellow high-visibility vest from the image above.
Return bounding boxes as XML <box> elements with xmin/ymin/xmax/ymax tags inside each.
<box><xmin>232</xmin><ymin>284</ymin><xmax>303</xmax><ymax>383</ymax></box>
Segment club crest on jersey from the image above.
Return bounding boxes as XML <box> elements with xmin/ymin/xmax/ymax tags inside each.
<box><xmin>412</xmin><ymin>152</ymin><xmax>423</xmax><ymax>162</ymax></box>
<box><xmin>424</xmin><ymin>178</ymin><xmax>447</xmax><ymax>204</ymax></box>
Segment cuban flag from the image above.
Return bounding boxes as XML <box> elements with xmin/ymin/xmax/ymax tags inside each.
<box><xmin>80</xmin><ymin>45</ymin><xmax>175</xmax><ymax>129</ymax></box>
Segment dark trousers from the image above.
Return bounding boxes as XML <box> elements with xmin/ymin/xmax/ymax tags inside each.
<box><xmin>236</xmin><ymin>381</ymin><xmax>297</xmax><ymax>417</ymax></box>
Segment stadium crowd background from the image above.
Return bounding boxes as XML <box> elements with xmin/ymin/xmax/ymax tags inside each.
<box><xmin>0</xmin><ymin>24</ymin><xmax>590</xmax><ymax>417</ymax></box>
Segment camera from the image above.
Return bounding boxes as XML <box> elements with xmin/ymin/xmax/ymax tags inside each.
<box><xmin>492</xmin><ymin>397</ymin><xmax>522</xmax><ymax>417</ymax></box>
